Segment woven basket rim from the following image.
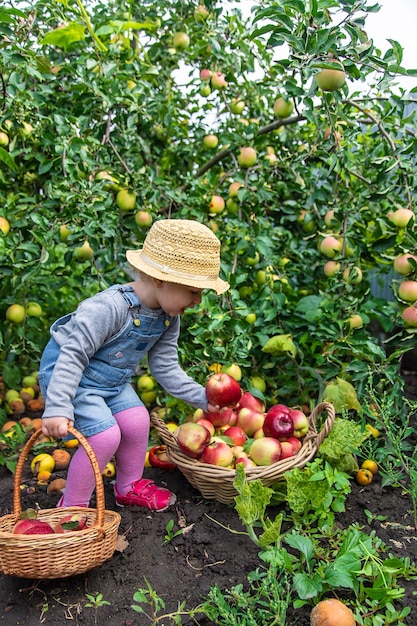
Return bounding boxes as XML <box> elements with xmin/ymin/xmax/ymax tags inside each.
<box><xmin>150</xmin><ymin>401</ymin><xmax>335</xmax><ymax>499</ymax></box>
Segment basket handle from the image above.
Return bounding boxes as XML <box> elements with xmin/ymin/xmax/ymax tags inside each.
<box><xmin>150</xmin><ymin>412</ymin><xmax>181</xmax><ymax>451</ymax></box>
<box><xmin>303</xmin><ymin>401</ymin><xmax>335</xmax><ymax>447</ymax></box>
<box><xmin>13</xmin><ymin>426</ymin><xmax>105</xmax><ymax>530</ymax></box>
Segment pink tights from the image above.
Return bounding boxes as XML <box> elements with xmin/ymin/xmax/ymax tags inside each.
<box><xmin>61</xmin><ymin>406</ymin><xmax>150</xmax><ymax>507</ymax></box>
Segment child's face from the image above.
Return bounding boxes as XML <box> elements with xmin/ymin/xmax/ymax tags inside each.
<box><xmin>155</xmin><ymin>281</ymin><xmax>203</xmax><ymax>317</ymax></box>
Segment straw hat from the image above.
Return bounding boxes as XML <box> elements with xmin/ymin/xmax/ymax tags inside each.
<box><xmin>126</xmin><ymin>219</ymin><xmax>229</xmax><ymax>295</ymax></box>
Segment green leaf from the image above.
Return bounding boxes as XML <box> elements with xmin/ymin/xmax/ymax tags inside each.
<box><xmin>323</xmin><ymin>378</ymin><xmax>361</xmax><ymax>413</ymax></box>
<box><xmin>41</xmin><ymin>23</ymin><xmax>85</xmax><ymax>51</ymax></box>
<box><xmin>261</xmin><ymin>334</ymin><xmax>297</xmax><ymax>357</ymax></box>
<box><xmin>0</xmin><ymin>147</ymin><xmax>16</xmax><ymax>171</ymax></box>
<box><xmin>293</xmin><ymin>572</ymin><xmax>323</xmax><ymax>599</ymax></box>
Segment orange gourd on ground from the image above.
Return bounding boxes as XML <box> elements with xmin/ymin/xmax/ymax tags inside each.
<box><xmin>310</xmin><ymin>598</ymin><xmax>355</xmax><ymax>626</ymax></box>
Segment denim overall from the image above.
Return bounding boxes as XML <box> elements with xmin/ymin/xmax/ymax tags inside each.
<box><xmin>39</xmin><ymin>285</ymin><xmax>172</xmax><ymax>437</ymax></box>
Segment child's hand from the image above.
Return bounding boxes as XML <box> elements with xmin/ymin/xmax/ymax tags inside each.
<box><xmin>42</xmin><ymin>417</ymin><xmax>73</xmax><ymax>439</ymax></box>
<box><xmin>206</xmin><ymin>402</ymin><xmax>221</xmax><ymax>413</ymax></box>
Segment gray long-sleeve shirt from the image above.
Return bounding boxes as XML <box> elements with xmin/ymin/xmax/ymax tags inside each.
<box><xmin>41</xmin><ymin>285</ymin><xmax>208</xmax><ymax>421</ymax></box>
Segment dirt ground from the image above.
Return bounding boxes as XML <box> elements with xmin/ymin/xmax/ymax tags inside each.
<box><xmin>1</xmin><ymin>375</ymin><xmax>417</xmax><ymax>626</ymax></box>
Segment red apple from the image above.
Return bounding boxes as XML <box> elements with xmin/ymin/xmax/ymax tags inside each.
<box><xmin>176</xmin><ymin>422</ymin><xmax>211</xmax><ymax>458</ymax></box>
<box><xmin>200</xmin><ymin>440</ymin><xmax>234</xmax><ymax>466</ymax></box>
<box><xmin>13</xmin><ymin>519</ymin><xmax>55</xmax><ymax>535</ymax></box>
<box><xmin>286</xmin><ymin>436</ymin><xmax>302</xmax><ymax>453</ymax></box>
<box><xmin>263</xmin><ymin>405</ymin><xmax>294</xmax><ymax>441</ymax></box>
<box><xmin>234</xmin><ymin>456</ymin><xmax>257</xmax><ymax>469</ymax></box>
<box><xmin>200</xmin><ymin>68</ymin><xmax>212</xmax><ymax>82</ymax></box>
<box><xmin>236</xmin><ymin>407</ymin><xmax>265</xmax><ymax>436</ymax></box>
<box><xmin>195</xmin><ymin>418</ymin><xmax>215</xmax><ymax>436</ymax></box>
<box><xmin>203</xmin><ymin>406</ymin><xmax>234</xmax><ymax>427</ymax></box>
<box><xmin>205</xmin><ymin>373</ymin><xmax>242</xmax><ymax>407</ymax></box>
<box><xmin>249</xmin><ymin>438</ymin><xmax>281</xmax><ymax>466</ymax></box>
<box><xmin>279</xmin><ymin>441</ymin><xmax>297</xmax><ymax>460</ymax></box>
<box><xmin>211</xmin><ymin>71</ymin><xmax>227</xmax><ymax>89</ymax></box>
<box><xmin>223</xmin><ymin>426</ymin><xmax>247</xmax><ymax>446</ymax></box>
<box><xmin>289</xmin><ymin>408</ymin><xmax>309</xmax><ymax>438</ymax></box>
<box><xmin>402</xmin><ymin>306</ymin><xmax>417</xmax><ymax>327</ymax></box>
<box><xmin>398</xmin><ymin>280</ymin><xmax>417</xmax><ymax>302</ymax></box>
<box><xmin>237</xmin><ymin>391</ymin><xmax>265</xmax><ymax>413</ymax></box>
<box><xmin>394</xmin><ymin>253</ymin><xmax>417</xmax><ymax>275</ymax></box>
<box><xmin>54</xmin><ymin>514</ymin><xmax>88</xmax><ymax>533</ymax></box>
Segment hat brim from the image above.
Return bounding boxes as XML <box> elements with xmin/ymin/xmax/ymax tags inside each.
<box><xmin>126</xmin><ymin>249</ymin><xmax>230</xmax><ymax>295</ymax></box>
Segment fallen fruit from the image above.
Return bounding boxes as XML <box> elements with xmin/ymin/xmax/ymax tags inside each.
<box><xmin>52</xmin><ymin>449</ymin><xmax>71</xmax><ymax>470</ymax></box>
<box><xmin>310</xmin><ymin>598</ymin><xmax>355</xmax><ymax>626</ymax></box>
<box><xmin>47</xmin><ymin>478</ymin><xmax>67</xmax><ymax>495</ymax></box>
<box><xmin>148</xmin><ymin>445</ymin><xmax>176</xmax><ymax>470</ymax></box>
<box><xmin>361</xmin><ymin>459</ymin><xmax>378</xmax><ymax>475</ymax></box>
<box><xmin>356</xmin><ymin>468</ymin><xmax>373</xmax><ymax>486</ymax></box>
<box><xmin>31</xmin><ymin>453</ymin><xmax>55</xmax><ymax>475</ymax></box>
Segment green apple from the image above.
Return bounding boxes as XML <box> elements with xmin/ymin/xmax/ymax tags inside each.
<box><xmin>73</xmin><ymin>240</ymin><xmax>94</xmax><ymax>261</ymax></box>
<box><xmin>273</xmin><ymin>97</ymin><xmax>294</xmax><ymax>118</ymax></box>
<box><xmin>200</xmin><ymin>84</ymin><xmax>211</xmax><ymax>97</ymax></box>
<box><xmin>203</xmin><ymin>134</ymin><xmax>219</xmax><ymax>149</ymax></box>
<box><xmin>221</xmin><ymin>363</ymin><xmax>242</xmax><ymax>382</ymax></box>
<box><xmin>230</xmin><ymin>98</ymin><xmax>245</xmax><ymax>114</ymax></box>
<box><xmin>6</xmin><ymin>304</ymin><xmax>26</xmax><ymax>324</ymax></box>
<box><xmin>194</xmin><ymin>4</ymin><xmax>209</xmax><ymax>20</ymax></box>
<box><xmin>316</xmin><ymin>61</ymin><xmax>346</xmax><ymax>92</ymax></box>
<box><xmin>228</xmin><ymin>181</ymin><xmax>243</xmax><ymax>197</ymax></box>
<box><xmin>116</xmin><ymin>189</ymin><xmax>137</xmax><ymax>211</ymax></box>
<box><xmin>59</xmin><ymin>224</ymin><xmax>72</xmax><ymax>242</ymax></box>
<box><xmin>173</xmin><ymin>32</ymin><xmax>190</xmax><ymax>51</ymax></box>
<box><xmin>398</xmin><ymin>280</ymin><xmax>417</xmax><ymax>302</ymax></box>
<box><xmin>245</xmin><ymin>313</ymin><xmax>257</xmax><ymax>324</ymax></box>
<box><xmin>26</xmin><ymin>302</ymin><xmax>43</xmax><ymax>317</ymax></box>
<box><xmin>0</xmin><ymin>131</ymin><xmax>9</xmax><ymax>147</ymax></box>
<box><xmin>323</xmin><ymin>260</ymin><xmax>341</xmax><ymax>277</ymax></box>
<box><xmin>388</xmin><ymin>208</ymin><xmax>415</xmax><ymax>228</ymax></box>
<box><xmin>343</xmin><ymin>266</ymin><xmax>363</xmax><ymax>285</ymax></box>
<box><xmin>137</xmin><ymin>374</ymin><xmax>155</xmax><ymax>392</ymax></box>
<box><xmin>346</xmin><ymin>314</ymin><xmax>363</xmax><ymax>330</ymax></box>
<box><xmin>250</xmin><ymin>376</ymin><xmax>266</xmax><ymax>393</ymax></box>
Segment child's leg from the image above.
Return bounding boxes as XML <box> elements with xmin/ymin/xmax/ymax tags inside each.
<box><xmin>113</xmin><ymin>406</ymin><xmax>150</xmax><ymax>494</ymax></box>
<box><xmin>113</xmin><ymin>406</ymin><xmax>176</xmax><ymax>511</ymax></box>
<box><xmin>60</xmin><ymin>424</ymin><xmax>121</xmax><ymax>507</ymax></box>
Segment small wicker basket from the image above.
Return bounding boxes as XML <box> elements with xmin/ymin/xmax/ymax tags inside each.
<box><xmin>0</xmin><ymin>426</ymin><xmax>121</xmax><ymax>579</ymax></box>
<box><xmin>151</xmin><ymin>401</ymin><xmax>335</xmax><ymax>504</ymax></box>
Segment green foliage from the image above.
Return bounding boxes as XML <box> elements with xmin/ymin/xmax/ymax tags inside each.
<box><xmin>319</xmin><ymin>416</ymin><xmax>370</xmax><ymax>470</ymax></box>
<box><xmin>1</xmin><ymin>0</ymin><xmax>417</xmax><ymax>406</ymax></box>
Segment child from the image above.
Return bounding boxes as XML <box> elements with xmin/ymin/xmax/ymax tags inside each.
<box><xmin>39</xmin><ymin>219</ymin><xmax>229</xmax><ymax>512</ymax></box>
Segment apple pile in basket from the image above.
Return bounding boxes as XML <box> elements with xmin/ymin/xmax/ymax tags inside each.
<box><xmin>176</xmin><ymin>373</ymin><xmax>309</xmax><ymax>468</ymax></box>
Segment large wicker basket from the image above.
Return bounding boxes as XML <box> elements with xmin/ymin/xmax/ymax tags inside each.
<box><xmin>151</xmin><ymin>401</ymin><xmax>335</xmax><ymax>504</ymax></box>
<box><xmin>0</xmin><ymin>426</ymin><xmax>121</xmax><ymax>579</ymax></box>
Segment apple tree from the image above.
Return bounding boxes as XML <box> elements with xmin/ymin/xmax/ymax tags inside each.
<box><xmin>0</xmin><ymin>0</ymin><xmax>416</xmax><ymax>410</ymax></box>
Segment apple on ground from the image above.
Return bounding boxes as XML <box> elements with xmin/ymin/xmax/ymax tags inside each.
<box><xmin>237</xmin><ymin>391</ymin><xmax>265</xmax><ymax>413</ymax></box>
<box><xmin>263</xmin><ymin>404</ymin><xmax>294</xmax><ymax>441</ymax></box>
<box><xmin>102</xmin><ymin>462</ymin><xmax>116</xmax><ymax>478</ymax></box>
<box><xmin>176</xmin><ymin>422</ymin><xmax>211</xmax><ymax>458</ymax></box>
<box><xmin>205</xmin><ymin>373</ymin><xmax>242</xmax><ymax>407</ymax></box>
<box><xmin>223</xmin><ymin>426</ymin><xmax>247</xmax><ymax>446</ymax></box>
<box><xmin>200</xmin><ymin>441</ymin><xmax>234</xmax><ymax>467</ymax></box>
<box><xmin>249</xmin><ymin>438</ymin><xmax>282</xmax><ymax>466</ymax></box>
<box><xmin>236</xmin><ymin>407</ymin><xmax>265</xmax><ymax>437</ymax></box>
<box><xmin>203</xmin><ymin>406</ymin><xmax>235</xmax><ymax>427</ymax></box>
<box><xmin>289</xmin><ymin>408</ymin><xmax>309</xmax><ymax>438</ymax></box>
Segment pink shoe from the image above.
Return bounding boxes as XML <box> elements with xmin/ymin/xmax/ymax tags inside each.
<box><xmin>114</xmin><ymin>478</ymin><xmax>176</xmax><ymax>512</ymax></box>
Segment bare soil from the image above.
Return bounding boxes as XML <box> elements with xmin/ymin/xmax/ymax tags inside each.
<box><xmin>1</xmin><ymin>373</ymin><xmax>416</xmax><ymax>626</ymax></box>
